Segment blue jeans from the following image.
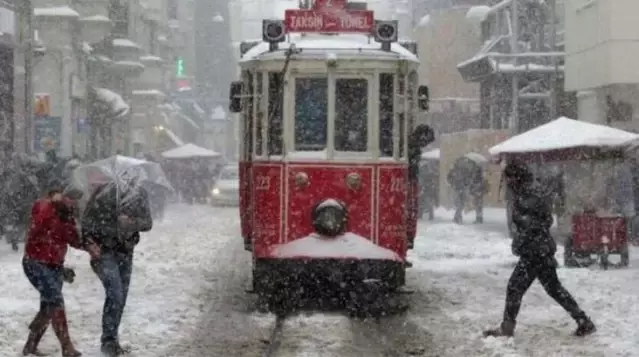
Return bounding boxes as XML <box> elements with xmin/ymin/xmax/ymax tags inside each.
<box><xmin>91</xmin><ymin>251</ymin><xmax>133</xmax><ymax>345</ymax></box>
<box><xmin>23</xmin><ymin>259</ymin><xmax>65</xmax><ymax>307</ymax></box>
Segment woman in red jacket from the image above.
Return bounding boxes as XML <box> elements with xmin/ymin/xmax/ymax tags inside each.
<box><xmin>22</xmin><ymin>187</ymin><xmax>98</xmax><ymax>357</ymax></box>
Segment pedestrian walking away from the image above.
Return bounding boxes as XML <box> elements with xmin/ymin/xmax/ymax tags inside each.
<box><xmin>483</xmin><ymin>161</ymin><xmax>596</xmax><ymax>338</ymax></box>
<box><xmin>82</xmin><ymin>179</ymin><xmax>153</xmax><ymax>356</ymax></box>
<box><xmin>22</xmin><ymin>184</ymin><xmax>98</xmax><ymax>357</ymax></box>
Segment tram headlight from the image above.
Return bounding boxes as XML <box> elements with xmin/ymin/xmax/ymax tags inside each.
<box><xmin>211</xmin><ymin>187</ymin><xmax>220</xmax><ymax>196</ymax></box>
<box><xmin>311</xmin><ymin>199</ymin><xmax>347</xmax><ymax>237</ymax></box>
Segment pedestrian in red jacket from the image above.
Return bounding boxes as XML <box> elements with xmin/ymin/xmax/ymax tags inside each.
<box><xmin>22</xmin><ymin>187</ymin><xmax>98</xmax><ymax>357</ymax></box>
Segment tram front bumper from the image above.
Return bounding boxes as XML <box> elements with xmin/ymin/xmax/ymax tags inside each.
<box><xmin>253</xmin><ymin>258</ymin><xmax>405</xmax><ymax>290</ymax></box>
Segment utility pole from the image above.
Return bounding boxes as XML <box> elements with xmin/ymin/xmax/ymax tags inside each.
<box><xmin>22</xmin><ymin>0</ymin><xmax>34</xmax><ymax>154</ymax></box>
<box><xmin>509</xmin><ymin>0</ymin><xmax>519</xmax><ymax>133</ymax></box>
<box><xmin>548</xmin><ymin>0</ymin><xmax>558</xmax><ymax>121</ymax></box>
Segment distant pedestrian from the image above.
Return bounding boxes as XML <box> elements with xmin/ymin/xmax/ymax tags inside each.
<box><xmin>483</xmin><ymin>161</ymin><xmax>596</xmax><ymax>338</ymax></box>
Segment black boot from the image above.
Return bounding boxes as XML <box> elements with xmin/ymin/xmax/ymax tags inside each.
<box><xmin>574</xmin><ymin>317</ymin><xmax>596</xmax><ymax>336</ymax></box>
<box><xmin>483</xmin><ymin>320</ymin><xmax>515</xmax><ymax>337</ymax></box>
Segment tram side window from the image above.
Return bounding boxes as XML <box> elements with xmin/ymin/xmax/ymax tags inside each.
<box><xmin>255</xmin><ymin>72</ymin><xmax>264</xmax><ymax>156</ymax></box>
<box><xmin>295</xmin><ymin>78</ymin><xmax>328</xmax><ymax>151</ymax></box>
<box><xmin>335</xmin><ymin>78</ymin><xmax>368</xmax><ymax>152</ymax></box>
<box><xmin>268</xmin><ymin>72</ymin><xmax>284</xmax><ymax>155</ymax></box>
<box><xmin>243</xmin><ymin>71</ymin><xmax>254</xmax><ymax>159</ymax></box>
<box><xmin>397</xmin><ymin>74</ymin><xmax>406</xmax><ymax>158</ymax></box>
<box><xmin>379</xmin><ymin>73</ymin><xmax>394</xmax><ymax>157</ymax></box>
<box><xmin>408</xmin><ymin>71</ymin><xmax>418</xmax><ymax>138</ymax></box>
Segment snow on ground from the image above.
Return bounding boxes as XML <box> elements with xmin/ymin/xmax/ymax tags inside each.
<box><xmin>409</xmin><ymin>207</ymin><xmax>639</xmax><ymax>357</ymax></box>
<box><xmin>0</xmin><ymin>204</ymin><xmax>241</xmax><ymax>357</ymax></box>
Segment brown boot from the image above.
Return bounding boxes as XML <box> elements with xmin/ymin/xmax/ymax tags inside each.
<box><xmin>483</xmin><ymin>320</ymin><xmax>516</xmax><ymax>337</ymax></box>
<box><xmin>22</xmin><ymin>308</ymin><xmax>50</xmax><ymax>356</ymax></box>
<box><xmin>49</xmin><ymin>307</ymin><xmax>82</xmax><ymax>357</ymax></box>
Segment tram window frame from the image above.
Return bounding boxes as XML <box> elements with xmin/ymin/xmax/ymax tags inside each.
<box><xmin>254</xmin><ymin>72</ymin><xmax>264</xmax><ymax>157</ymax></box>
<box><xmin>334</xmin><ymin>77</ymin><xmax>369</xmax><ymax>152</ymax></box>
<box><xmin>294</xmin><ymin>76</ymin><xmax>329</xmax><ymax>152</ymax></box>
<box><xmin>379</xmin><ymin>73</ymin><xmax>394</xmax><ymax>157</ymax></box>
<box><xmin>267</xmin><ymin>72</ymin><xmax>284</xmax><ymax>156</ymax></box>
<box><xmin>242</xmin><ymin>71</ymin><xmax>254</xmax><ymax>161</ymax></box>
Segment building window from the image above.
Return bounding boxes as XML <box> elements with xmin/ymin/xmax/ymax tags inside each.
<box><xmin>167</xmin><ymin>0</ymin><xmax>178</xmax><ymax>20</ymax></box>
<box><xmin>109</xmin><ymin>0</ymin><xmax>129</xmax><ymax>37</ymax></box>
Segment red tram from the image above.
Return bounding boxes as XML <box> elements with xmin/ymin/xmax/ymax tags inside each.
<box><xmin>228</xmin><ymin>0</ymin><xmax>431</xmax><ymax>297</ymax></box>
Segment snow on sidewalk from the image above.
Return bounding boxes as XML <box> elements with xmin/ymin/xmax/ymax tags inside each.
<box><xmin>0</xmin><ymin>204</ymin><xmax>240</xmax><ymax>357</ymax></box>
<box><xmin>408</xmin><ymin>218</ymin><xmax>639</xmax><ymax>357</ymax></box>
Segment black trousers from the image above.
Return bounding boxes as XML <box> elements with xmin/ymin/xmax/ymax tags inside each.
<box><xmin>504</xmin><ymin>256</ymin><xmax>585</xmax><ymax>323</ymax></box>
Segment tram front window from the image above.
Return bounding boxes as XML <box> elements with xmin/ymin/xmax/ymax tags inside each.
<box><xmin>295</xmin><ymin>78</ymin><xmax>328</xmax><ymax>151</ymax></box>
<box><xmin>335</xmin><ymin>78</ymin><xmax>368</xmax><ymax>152</ymax></box>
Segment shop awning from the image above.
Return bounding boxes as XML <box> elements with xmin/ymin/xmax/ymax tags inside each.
<box><xmin>162</xmin><ymin>143</ymin><xmax>221</xmax><ymax>159</ymax></box>
<box><xmin>94</xmin><ymin>87</ymin><xmax>129</xmax><ymax>118</ymax></box>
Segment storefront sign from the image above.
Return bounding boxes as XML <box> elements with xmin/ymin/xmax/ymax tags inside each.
<box><xmin>34</xmin><ymin>116</ymin><xmax>61</xmax><ymax>152</ymax></box>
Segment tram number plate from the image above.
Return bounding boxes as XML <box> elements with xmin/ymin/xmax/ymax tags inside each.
<box><xmin>255</xmin><ymin>175</ymin><xmax>271</xmax><ymax>191</ymax></box>
<box><xmin>389</xmin><ymin>177</ymin><xmax>405</xmax><ymax>193</ymax></box>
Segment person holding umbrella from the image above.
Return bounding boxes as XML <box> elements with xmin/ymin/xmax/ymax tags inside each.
<box><xmin>81</xmin><ymin>176</ymin><xmax>153</xmax><ymax>356</ymax></box>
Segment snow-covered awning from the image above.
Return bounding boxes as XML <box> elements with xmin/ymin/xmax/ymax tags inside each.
<box><xmin>458</xmin><ymin>52</ymin><xmax>564</xmax><ymax>82</ymax></box>
<box><xmin>140</xmin><ymin>55</ymin><xmax>164</xmax><ymax>63</ymax></box>
<box><xmin>34</xmin><ymin>6</ymin><xmax>80</xmax><ymax>18</ymax></box>
<box><xmin>94</xmin><ymin>87</ymin><xmax>129</xmax><ymax>118</ymax></box>
<box><xmin>113</xmin><ymin>38</ymin><xmax>141</xmax><ymax>49</ymax></box>
<box><xmin>489</xmin><ymin>117</ymin><xmax>639</xmax><ymax>162</ymax></box>
<box><xmin>80</xmin><ymin>15</ymin><xmax>111</xmax><ymax>23</ymax></box>
<box><xmin>132</xmin><ymin>89</ymin><xmax>165</xmax><ymax>97</ymax></box>
<box><xmin>162</xmin><ymin>143</ymin><xmax>221</xmax><ymax>159</ymax></box>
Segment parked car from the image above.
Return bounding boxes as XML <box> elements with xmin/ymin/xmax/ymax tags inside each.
<box><xmin>210</xmin><ymin>164</ymin><xmax>239</xmax><ymax>206</ymax></box>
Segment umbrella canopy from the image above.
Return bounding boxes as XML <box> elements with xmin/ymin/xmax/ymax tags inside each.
<box><xmin>489</xmin><ymin>117</ymin><xmax>639</xmax><ymax>160</ymax></box>
<box><xmin>162</xmin><ymin>143</ymin><xmax>221</xmax><ymax>159</ymax></box>
<box><xmin>71</xmin><ymin>155</ymin><xmax>174</xmax><ymax>207</ymax></box>
<box><xmin>421</xmin><ymin>148</ymin><xmax>440</xmax><ymax>160</ymax></box>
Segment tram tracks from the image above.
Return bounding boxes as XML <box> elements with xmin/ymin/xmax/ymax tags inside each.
<box><xmin>258</xmin><ymin>310</ymin><xmax>434</xmax><ymax>357</ymax></box>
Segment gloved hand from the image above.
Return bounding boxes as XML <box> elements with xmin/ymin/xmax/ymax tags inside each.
<box><xmin>62</xmin><ymin>267</ymin><xmax>76</xmax><ymax>283</ymax></box>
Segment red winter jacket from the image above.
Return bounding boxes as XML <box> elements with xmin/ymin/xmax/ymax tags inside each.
<box><xmin>24</xmin><ymin>199</ymin><xmax>82</xmax><ymax>266</ymax></box>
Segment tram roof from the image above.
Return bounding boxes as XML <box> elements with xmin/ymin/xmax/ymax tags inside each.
<box><xmin>240</xmin><ymin>34</ymin><xmax>419</xmax><ymax>63</ymax></box>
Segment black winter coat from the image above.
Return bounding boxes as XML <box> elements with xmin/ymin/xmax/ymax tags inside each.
<box><xmin>510</xmin><ymin>181</ymin><xmax>556</xmax><ymax>259</ymax></box>
<box><xmin>82</xmin><ymin>184</ymin><xmax>153</xmax><ymax>253</ymax></box>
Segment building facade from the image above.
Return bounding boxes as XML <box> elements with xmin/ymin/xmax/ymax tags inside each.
<box><xmin>413</xmin><ymin>4</ymin><xmax>482</xmax><ymax>133</ymax></box>
<box><xmin>457</xmin><ymin>0</ymin><xmax>574</xmax><ymax>134</ymax></box>
<box><xmin>12</xmin><ymin>0</ymin><xmax>199</xmax><ymax>159</ymax></box>
<box><xmin>0</xmin><ymin>0</ymin><xmax>15</xmax><ymax>153</ymax></box>
<box><xmin>564</xmin><ymin>0</ymin><xmax>639</xmax><ymax>131</ymax></box>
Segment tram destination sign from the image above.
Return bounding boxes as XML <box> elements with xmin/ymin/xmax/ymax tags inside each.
<box><xmin>285</xmin><ymin>0</ymin><xmax>374</xmax><ymax>33</ymax></box>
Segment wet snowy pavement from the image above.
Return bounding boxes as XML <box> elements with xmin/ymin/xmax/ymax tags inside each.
<box><xmin>1</xmin><ymin>205</ymin><xmax>637</xmax><ymax>357</ymax></box>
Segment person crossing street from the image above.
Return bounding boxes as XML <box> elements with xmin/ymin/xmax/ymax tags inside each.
<box><xmin>484</xmin><ymin>161</ymin><xmax>596</xmax><ymax>338</ymax></box>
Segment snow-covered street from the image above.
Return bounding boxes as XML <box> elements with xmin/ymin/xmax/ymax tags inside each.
<box><xmin>1</xmin><ymin>205</ymin><xmax>637</xmax><ymax>356</ymax></box>
<box><xmin>409</xmin><ymin>208</ymin><xmax>639</xmax><ymax>357</ymax></box>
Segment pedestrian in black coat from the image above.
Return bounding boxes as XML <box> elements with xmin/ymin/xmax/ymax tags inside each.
<box><xmin>484</xmin><ymin>161</ymin><xmax>596</xmax><ymax>338</ymax></box>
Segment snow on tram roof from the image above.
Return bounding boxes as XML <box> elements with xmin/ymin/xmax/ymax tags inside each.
<box><xmin>240</xmin><ymin>34</ymin><xmax>419</xmax><ymax>63</ymax></box>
